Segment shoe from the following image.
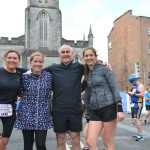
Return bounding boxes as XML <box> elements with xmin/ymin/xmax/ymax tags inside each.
<box><xmin>144</xmin><ymin>120</ymin><xmax>147</xmax><ymax>125</ymax></box>
<box><xmin>102</xmin><ymin>146</ymin><xmax>107</xmax><ymax>150</ymax></box>
<box><xmin>82</xmin><ymin>147</ymin><xmax>89</xmax><ymax>150</ymax></box>
<box><xmin>131</xmin><ymin>134</ymin><xmax>138</xmax><ymax>139</ymax></box>
<box><xmin>135</xmin><ymin>135</ymin><xmax>144</xmax><ymax>141</ymax></box>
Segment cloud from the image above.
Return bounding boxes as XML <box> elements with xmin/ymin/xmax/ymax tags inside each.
<box><xmin>61</xmin><ymin>0</ymin><xmax>105</xmax><ymax>40</ymax></box>
<box><xmin>133</xmin><ymin>1</ymin><xmax>150</xmax><ymax>16</ymax></box>
<box><xmin>0</xmin><ymin>0</ymin><xmax>26</xmax><ymax>37</ymax></box>
<box><xmin>61</xmin><ymin>0</ymin><xmax>115</xmax><ymax>61</ymax></box>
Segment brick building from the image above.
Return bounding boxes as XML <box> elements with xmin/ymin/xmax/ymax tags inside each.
<box><xmin>108</xmin><ymin>10</ymin><xmax>150</xmax><ymax>91</ymax></box>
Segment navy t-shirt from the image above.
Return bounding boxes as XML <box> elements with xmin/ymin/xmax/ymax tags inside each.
<box><xmin>0</xmin><ymin>67</ymin><xmax>22</xmax><ymax>105</ymax></box>
<box><xmin>44</xmin><ymin>62</ymin><xmax>84</xmax><ymax>115</ymax></box>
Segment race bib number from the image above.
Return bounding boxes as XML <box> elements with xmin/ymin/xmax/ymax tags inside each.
<box><xmin>0</xmin><ymin>104</ymin><xmax>13</xmax><ymax>117</ymax></box>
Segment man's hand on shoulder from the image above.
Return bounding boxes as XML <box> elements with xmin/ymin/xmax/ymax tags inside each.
<box><xmin>103</xmin><ymin>62</ymin><xmax>112</xmax><ymax>71</ymax></box>
<box><xmin>96</xmin><ymin>60</ymin><xmax>112</xmax><ymax>71</ymax></box>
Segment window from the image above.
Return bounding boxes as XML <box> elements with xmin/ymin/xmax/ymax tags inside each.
<box><xmin>45</xmin><ymin>0</ymin><xmax>48</xmax><ymax>3</ymax></box>
<box><xmin>39</xmin><ymin>0</ymin><xmax>42</xmax><ymax>3</ymax></box>
<box><xmin>148</xmin><ymin>27</ymin><xmax>150</xmax><ymax>35</ymax></box>
<box><xmin>148</xmin><ymin>43</ymin><xmax>150</xmax><ymax>54</ymax></box>
<box><xmin>135</xmin><ymin>62</ymin><xmax>140</xmax><ymax>77</ymax></box>
<box><xmin>73</xmin><ymin>54</ymin><xmax>82</xmax><ymax>63</ymax></box>
<box><xmin>108</xmin><ymin>42</ymin><xmax>112</xmax><ymax>50</ymax></box>
<box><xmin>148</xmin><ymin>72</ymin><xmax>150</xmax><ymax>80</ymax></box>
<box><xmin>40</xmin><ymin>12</ymin><xmax>48</xmax><ymax>47</ymax></box>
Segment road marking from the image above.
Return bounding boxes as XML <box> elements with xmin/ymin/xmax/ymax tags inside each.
<box><xmin>66</xmin><ymin>141</ymin><xmax>84</xmax><ymax>149</ymax></box>
<box><xmin>66</xmin><ymin>143</ymin><xmax>71</xmax><ymax>150</ymax></box>
<box><xmin>80</xmin><ymin>141</ymin><xmax>84</xmax><ymax>148</ymax></box>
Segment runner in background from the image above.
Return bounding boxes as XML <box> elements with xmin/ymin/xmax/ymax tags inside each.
<box><xmin>144</xmin><ymin>87</ymin><xmax>150</xmax><ymax>124</ymax></box>
<box><xmin>128</xmin><ymin>74</ymin><xmax>145</xmax><ymax>141</ymax></box>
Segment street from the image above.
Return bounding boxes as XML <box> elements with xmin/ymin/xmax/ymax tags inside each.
<box><xmin>5</xmin><ymin>113</ymin><xmax>150</xmax><ymax>150</ymax></box>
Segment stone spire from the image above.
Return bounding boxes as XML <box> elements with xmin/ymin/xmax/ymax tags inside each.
<box><xmin>88</xmin><ymin>24</ymin><xmax>94</xmax><ymax>46</ymax></box>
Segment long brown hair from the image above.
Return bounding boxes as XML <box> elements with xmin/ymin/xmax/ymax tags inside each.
<box><xmin>82</xmin><ymin>47</ymin><xmax>98</xmax><ymax>80</ymax></box>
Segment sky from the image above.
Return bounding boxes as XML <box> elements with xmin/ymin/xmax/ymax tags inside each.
<box><xmin>1</xmin><ymin>0</ymin><xmax>150</xmax><ymax>61</ymax></box>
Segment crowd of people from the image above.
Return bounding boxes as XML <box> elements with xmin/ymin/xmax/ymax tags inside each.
<box><xmin>0</xmin><ymin>44</ymin><xmax>148</xmax><ymax>150</ymax></box>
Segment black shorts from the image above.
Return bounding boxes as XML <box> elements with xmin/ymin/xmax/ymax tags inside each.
<box><xmin>90</xmin><ymin>103</ymin><xmax>117</xmax><ymax>122</ymax></box>
<box><xmin>53</xmin><ymin>114</ymin><xmax>82</xmax><ymax>133</ymax></box>
<box><xmin>0</xmin><ymin>110</ymin><xmax>16</xmax><ymax>138</ymax></box>
<box><xmin>131</xmin><ymin>107</ymin><xmax>142</xmax><ymax>119</ymax></box>
<box><xmin>86</xmin><ymin>118</ymin><xmax>90</xmax><ymax>123</ymax></box>
<box><xmin>145</xmin><ymin>105</ymin><xmax>150</xmax><ymax>111</ymax></box>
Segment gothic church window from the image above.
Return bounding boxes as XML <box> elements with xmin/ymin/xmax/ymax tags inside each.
<box><xmin>40</xmin><ymin>12</ymin><xmax>48</xmax><ymax>47</ymax></box>
<box><xmin>73</xmin><ymin>54</ymin><xmax>82</xmax><ymax>63</ymax></box>
<box><xmin>108</xmin><ymin>42</ymin><xmax>112</xmax><ymax>50</ymax></box>
<box><xmin>148</xmin><ymin>42</ymin><xmax>150</xmax><ymax>54</ymax></box>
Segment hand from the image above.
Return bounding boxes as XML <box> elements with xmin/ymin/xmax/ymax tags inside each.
<box><xmin>127</xmin><ymin>91</ymin><xmax>135</xmax><ymax>96</ymax></box>
<box><xmin>103</xmin><ymin>62</ymin><xmax>112</xmax><ymax>71</ymax></box>
<box><xmin>117</xmin><ymin>112</ymin><xmax>125</xmax><ymax>122</ymax></box>
<box><xmin>82</xmin><ymin>100</ymin><xmax>85</xmax><ymax>105</ymax></box>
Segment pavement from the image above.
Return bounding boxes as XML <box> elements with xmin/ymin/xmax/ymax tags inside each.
<box><xmin>2</xmin><ymin>113</ymin><xmax>150</xmax><ymax>150</ymax></box>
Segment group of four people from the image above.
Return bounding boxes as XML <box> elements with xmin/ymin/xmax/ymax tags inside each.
<box><xmin>0</xmin><ymin>44</ymin><xmax>124</xmax><ymax>150</ymax></box>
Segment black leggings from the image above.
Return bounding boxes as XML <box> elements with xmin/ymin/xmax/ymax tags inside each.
<box><xmin>22</xmin><ymin>130</ymin><xmax>47</xmax><ymax>150</ymax></box>
<box><xmin>1</xmin><ymin>110</ymin><xmax>16</xmax><ymax>137</ymax></box>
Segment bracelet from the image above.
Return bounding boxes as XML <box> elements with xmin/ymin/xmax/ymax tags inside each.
<box><xmin>117</xmin><ymin>104</ymin><xmax>123</xmax><ymax>112</ymax></box>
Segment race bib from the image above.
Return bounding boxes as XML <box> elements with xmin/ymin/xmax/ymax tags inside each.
<box><xmin>0</xmin><ymin>104</ymin><xmax>13</xmax><ymax>117</ymax></box>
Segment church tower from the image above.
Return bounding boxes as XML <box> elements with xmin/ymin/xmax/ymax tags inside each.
<box><xmin>25</xmin><ymin>0</ymin><xmax>61</xmax><ymax>55</ymax></box>
<box><xmin>88</xmin><ymin>25</ymin><xmax>94</xmax><ymax>46</ymax></box>
<box><xmin>0</xmin><ymin>0</ymin><xmax>94</xmax><ymax>68</ymax></box>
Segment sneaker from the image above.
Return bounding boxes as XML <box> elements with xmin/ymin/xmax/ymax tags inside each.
<box><xmin>82</xmin><ymin>147</ymin><xmax>89</xmax><ymax>150</ymax></box>
<box><xmin>131</xmin><ymin>122</ymin><xmax>135</xmax><ymax>126</ymax></box>
<box><xmin>102</xmin><ymin>146</ymin><xmax>107</xmax><ymax>150</ymax></box>
<box><xmin>135</xmin><ymin>135</ymin><xmax>144</xmax><ymax>141</ymax></box>
<box><xmin>144</xmin><ymin>120</ymin><xmax>147</xmax><ymax>125</ymax></box>
<box><xmin>132</xmin><ymin>134</ymin><xmax>138</xmax><ymax>139</ymax></box>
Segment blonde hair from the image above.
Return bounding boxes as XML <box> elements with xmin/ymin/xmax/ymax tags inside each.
<box><xmin>30</xmin><ymin>52</ymin><xmax>44</xmax><ymax>62</ymax></box>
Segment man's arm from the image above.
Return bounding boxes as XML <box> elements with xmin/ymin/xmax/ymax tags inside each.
<box><xmin>97</xmin><ymin>60</ymin><xmax>112</xmax><ymax>71</ymax></box>
<box><xmin>16</xmin><ymin>68</ymin><xmax>28</xmax><ymax>73</ymax></box>
<box><xmin>136</xmin><ymin>84</ymin><xmax>145</xmax><ymax>97</ymax></box>
<box><xmin>43</xmin><ymin>65</ymin><xmax>52</xmax><ymax>73</ymax></box>
<box><xmin>81</xmin><ymin>79</ymin><xmax>87</xmax><ymax>92</ymax></box>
